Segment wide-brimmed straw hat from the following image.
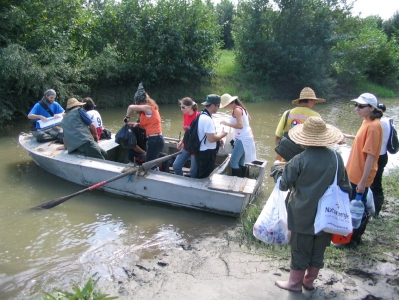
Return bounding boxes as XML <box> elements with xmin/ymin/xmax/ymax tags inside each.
<box><xmin>220</xmin><ymin>93</ymin><xmax>238</xmax><ymax>108</ymax></box>
<box><xmin>292</xmin><ymin>87</ymin><xmax>326</xmax><ymax>105</ymax></box>
<box><xmin>66</xmin><ymin>98</ymin><xmax>85</xmax><ymax>110</ymax></box>
<box><xmin>288</xmin><ymin>116</ymin><xmax>343</xmax><ymax>147</ymax></box>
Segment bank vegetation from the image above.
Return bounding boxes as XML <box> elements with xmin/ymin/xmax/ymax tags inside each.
<box><xmin>1</xmin><ymin>0</ymin><xmax>399</xmax><ymax>127</ymax></box>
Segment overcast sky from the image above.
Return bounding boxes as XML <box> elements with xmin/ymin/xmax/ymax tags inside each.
<box><xmin>347</xmin><ymin>0</ymin><xmax>398</xmax><ymax>20</ymax></box>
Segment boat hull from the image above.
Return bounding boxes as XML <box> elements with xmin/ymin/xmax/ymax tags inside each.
<box><xmin>19</xmin><ymin>133</ymin><xmax>267</xmax><ymax>216</ymax></box>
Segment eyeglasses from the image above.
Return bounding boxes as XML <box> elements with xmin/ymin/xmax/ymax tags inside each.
<box><xmin>354</xmin><ymin>103</ymin><xmax>370</xmax><ymax>109</ymax></box>
<box><xmin>180</xmin><ymin>106</ymin><xmax>187</xmax><ymax>109</ymax></box>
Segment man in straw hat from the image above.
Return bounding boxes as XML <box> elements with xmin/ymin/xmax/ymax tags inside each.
<box><xmin>276</xmin><ymin>116</ymin><xmax>351</xmax><ymax>293</ymax></box>
<box><xmin>57</xmin><ymin>98</ymin><xmax>107</xmax><ymax>159</ymax></box>
<box><xmin>274</xmin><ymin>87</ymin><xmax>325</xmax><ymax>161</ymax></box>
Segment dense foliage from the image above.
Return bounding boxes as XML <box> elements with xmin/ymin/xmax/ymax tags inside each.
<box><xmin>0</xmin><ymin>0</ymin><xmax>220</xmax><ymax>125</ymax></box>
<box><xmin>233</xmin><ymin>0</ymin><xmax>399</xmax><ymax>97</ymax></box>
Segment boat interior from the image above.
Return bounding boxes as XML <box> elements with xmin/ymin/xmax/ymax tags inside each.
<box><xmin>100</xmin><ymin>136</ymin><xmax>265</xmax><ymax>180</ymax></box>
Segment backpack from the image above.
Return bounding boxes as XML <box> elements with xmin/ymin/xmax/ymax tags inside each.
<box><xmin>183</xmin><ymin>110</ymin><xmax>211</xmax><ymax>155</ymax></box>
<box><xmin>100</xmin><ymin>127</ymin><xmax>112</xmax><ymax>140</ymax></box>
<box><xmin>387</xmin><ymin>118</ymin><xmax>399</xmax><ymax>154</ymax></box>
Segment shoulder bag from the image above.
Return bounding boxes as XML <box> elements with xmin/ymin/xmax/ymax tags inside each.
<box><xmin>314</xmin><ymin>151</ymin><xmax>353</xmax><ymax>236</ymax></box>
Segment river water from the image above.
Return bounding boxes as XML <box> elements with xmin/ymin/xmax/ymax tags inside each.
<box><xmin>1</xmin><ymin>97</ymin><xmax>398</xmax><ymax>299</ymax></box>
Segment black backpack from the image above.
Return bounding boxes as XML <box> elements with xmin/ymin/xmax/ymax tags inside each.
<box><xmin>183</xmin><ymin>110</ymin><xmax>210</xmax><ymax>155</ymax></box>
<box><xmin>387</xmin><ymin>118</ymin><xmax>399</xmax><ymax>154</ymax></box>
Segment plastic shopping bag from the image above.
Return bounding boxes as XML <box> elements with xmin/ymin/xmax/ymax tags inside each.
<box><xmin>253</xmin><ymin>177</ymin><xmax>290</xmax><ymax>244</ymax></box>
<box><xmin>366</xmin><ymin>189</ymin><xmax>375</xmax><ymax>216</ymax></box>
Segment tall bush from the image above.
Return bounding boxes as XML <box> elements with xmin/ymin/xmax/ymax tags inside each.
<box><xmin>332</xmin><ymin>21</ymin><xmax>399</xmax><ymax>88</ymax></box>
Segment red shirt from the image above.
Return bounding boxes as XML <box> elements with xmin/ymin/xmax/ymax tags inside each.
<box><xmin>183</xmin><ymin>111</ymin><xmax>200</xmax><ymax>131</ymax></box>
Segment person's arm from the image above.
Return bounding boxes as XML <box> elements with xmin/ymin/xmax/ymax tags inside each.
<box><xmin>28</xmin><ymin>114</ymin><xmax>48</xmax><ymax>122</ymax></box>
<box><xmin>220</xmin><ymin>107</ymin><xmax>244</xmax><ymax>129</ymax></box>
<box><xmin>357</xmin><ymin>154</ymin><xmax>375</xmax><ymax>193</ymax></box>
<box><xmin>125</xmin><ymin>105</ymin><xmax>152</xmax><ymax>122</ymax></box>
<box><xmin>89</xmin><ymin>123</ymin><xmax>99</xmax><ymax>142</ymax></box>
<box><xmin>133</xmin><ymin>145</ymin><xmax>146</xmax><ymax>154</ymax></box>
<box><xmin>275</xmin><ymin>135</ymin><xmax>281</xmax><ymax>146</ymax></box>
<box><xmin>205</xmin><ymin>132</ymin><xmax>228</xmax><ymax>143</ymax></box>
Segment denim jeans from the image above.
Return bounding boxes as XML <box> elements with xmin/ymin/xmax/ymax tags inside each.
<box><xmin>173</xmin><ymin>148</ymin><xmax>197</xmax><ymax>178</ymax></box>
<box><xmin>146</xmin><ymin>135</ymin><xmax>165</xmax><ymax>163</ymax></box>
<box><xmin>230</xmin><ymin>139</ymin><xmax>245</xmax><ymax>169</ymax></box>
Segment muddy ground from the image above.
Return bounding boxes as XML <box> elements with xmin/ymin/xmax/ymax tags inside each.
<box><xmin>101</xmin><ymin>230</ymin><xmax>399</xmax><ymax>300</ymax></box>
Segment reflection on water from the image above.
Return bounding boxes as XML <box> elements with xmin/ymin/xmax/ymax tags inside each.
<box><xmin>1</xmin><ymin>97</ymin><xmax>398</xmax><ymax>298</ymax></box>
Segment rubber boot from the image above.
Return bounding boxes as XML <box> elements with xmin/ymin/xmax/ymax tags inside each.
<box><xmin>373</xmin><ymin>195</ymin><xmax>384</xmax><ymax>216</ymax></box>
<box><xmin>240</xmin><ymin>165</ymin><xmax>247</xmax><ymax>178</ymax></box>
<box><xmin>275</xmin><ymin>269</ymin><xmax>305</xmax><ymax>293</ymax></box>
<box><xmin>232</xmin><ymin>168</ymin><xmax>241</xmax><ymax>177</ymax></box>
<box><xmin>302</xmin><ymin>266</ymin><xmax>319</xmax><ymax>291</ymax></box>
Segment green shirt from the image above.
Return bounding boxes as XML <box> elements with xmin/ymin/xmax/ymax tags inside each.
<box><xmin>280</xmin><ymin>147</ymin><xmax>351</xmax><ymax>234</ymax></box>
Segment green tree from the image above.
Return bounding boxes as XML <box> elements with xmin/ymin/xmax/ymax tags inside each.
<box><xmin>234</xmin><ymin>0</ymin><xmax>353</xmax><ymax>97</ymax></box>
<box><xmin>332</xmin><ymin>21</ymin><xmax>399</xmax><ymax>88</ymax></box>
<box><xmin>216</xmin><ymin>0</ymin><xmax>235</xmax><ymax>49</ymax></box>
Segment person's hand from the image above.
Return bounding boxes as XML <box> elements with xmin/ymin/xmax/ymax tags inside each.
<box><xmin>220</xmin><ymin>121</ymin><xmax>227</xmax><ymax>126</ymax></box>
<box><xmin>177</xmin><ymin>141</ymin><xmax>183</xmax><ymax>150</ymax></box>
<box><xmin>57</xmin><ymin>145</ymin><xmax>66</xmax><ymax>150</ymax></box>
<box><xmin>40</xmin><ymin>116</ymin><xmax>48</xmax><ymax>122</ymax></box>
<box><xmin>270</xmin><ymin>164</ymin><xmax>284</xmax><ymax>183</ymax></box>
<box><xmin>94</xmin><ymin>136</ymin><xmax>99</xmax><ymax>142</ymax></box>
<box><xmin>54</xmin><ymin>114</ymin><xmax>61</xmax><ymax>118</ymax></box>
<box><xmin>123</xmin><ymin>116</ymin><xmax>130</xmax><ymax>123</ymax></box>
<box><xmin>220</xmin><ymin>139</ymin><xmax>225</xmax><ymax>147</ymax></box>
<box><xmin>356</xmin><ymin>182</ymin><xmax>366</xmax><ymax>194</ymax></box>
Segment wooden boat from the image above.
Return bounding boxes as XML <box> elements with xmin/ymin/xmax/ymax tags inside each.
<box><xmin>18</xmin><ymin>118</ymin><xmax>267</xmax><ymax>216</ymax></box>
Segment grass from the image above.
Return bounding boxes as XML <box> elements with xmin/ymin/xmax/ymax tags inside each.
<box><xmin>92</xmin><ymin>50</ymin><xmax>277</xmax><ymax>108</ymax></box>
<box><xmin>227</xmin><ymin>169</ymin><xmax>399</xmax><ymax>270</ymax></box>
<box><xmin>41</xmin><ymin>274</ymin><xmax>118</xmax><ymax>300</ymax></box>
<box><xmin>353</xmin><ymin>81</ymin><xmax>397</xmax><ymax>98</ymax></box>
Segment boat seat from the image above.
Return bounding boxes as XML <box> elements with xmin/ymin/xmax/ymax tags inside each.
<box><xmin>99</xmin><ymin>138</ymin><xmax>119</xmax><ymax>152</ymax></box>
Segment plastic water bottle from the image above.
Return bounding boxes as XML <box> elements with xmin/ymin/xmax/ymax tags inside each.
<box><xmin>350</xmin><ymin>193</ymin><xmax>364</xmax><ymax>229</ymax></box>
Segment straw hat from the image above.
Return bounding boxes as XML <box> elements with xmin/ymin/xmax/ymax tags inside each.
<box><xmin>292</xmin><ymin>87</ymin><xmax>326</xmax><ymax>105</ymax></box>
<box><xmin>66</xmin><ymin>98</ymin><xmax>85</xmax><ymax>110</ymax></box>
<box><xmin>220</xmin><ymin>93</ymin><xmax>238</xmax><ymax>108</ymax></box>
<box><xmin>288</xmin><ymin>116</ymin><xmax>343</xmax><ymax>147</ymax></box>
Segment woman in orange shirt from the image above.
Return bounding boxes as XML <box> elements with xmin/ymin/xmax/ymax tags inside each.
<box><xmin>124</xmin><ymin>83</ymin><xmax>164</xmax><ymax>166</ymax></box>
<box><xmin>335</xmin><ymin>93</ymin><xmax>383</xmax><ymax>249</ymax></box>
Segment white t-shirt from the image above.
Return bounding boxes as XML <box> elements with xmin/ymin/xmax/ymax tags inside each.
<box><xmin>197</xmin><ymin>113</ymin><xmax>216</xmax><ymax>151</ymax></box>
<box><xmin>380</xmin><ymin>116</ymin><xmax>390</xmax><ymax>155</ymax></box>
<box><xmin>86</xmin><ymin>110</ymin><xmax>103</xmax><ymax>129</ymax></box>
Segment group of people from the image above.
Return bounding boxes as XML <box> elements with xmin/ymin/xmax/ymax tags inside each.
<box><xmin>122</xmin><ymin>84</ymin><xmax>257</xmax><ymax>178</ymax></box>
<box><xmin>28</xmin><ymin>90</ymin><xmax>106</xmax><ymax>159</ymax></box>
<box><xmin>28</xmin><ymin>85</ymin><xmax>393</xmax><ymax>293</ymax></box>
<box><xmin>273</xmin><ymin>87</ymin><xmax>390</xmax><ymax>293</ymax></box>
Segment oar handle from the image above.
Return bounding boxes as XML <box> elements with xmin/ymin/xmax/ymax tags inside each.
<box><xmin>89</xmin><ymin>181</ymin><xmax>106</xmax><ymax>190</ymax></box>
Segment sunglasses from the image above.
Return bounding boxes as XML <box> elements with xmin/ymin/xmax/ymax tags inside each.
<box><xmin>354</xmin><ymin>103</ymin><xmax>370</xmax><ymax>109</ymax></box>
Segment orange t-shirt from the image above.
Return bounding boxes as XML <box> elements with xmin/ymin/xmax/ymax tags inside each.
<box><xmin>139</xmin><ymin>106</ymin><xmax>162</xmax><ymax>136</ymax></box>
<box><xmin>346</xmin><ymin>119</ymin><xmax>382</xmax><ymax>186</ymax></box>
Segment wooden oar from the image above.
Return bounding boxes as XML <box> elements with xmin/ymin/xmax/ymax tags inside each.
<box><xmin>32</xmin><ymin>151</ymin><xmax>181</xmax><ymax>210</ymax></box>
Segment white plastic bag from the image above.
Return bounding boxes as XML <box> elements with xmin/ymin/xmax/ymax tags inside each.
<box><xmin>253</xmin><ymin>177</ymin><xmax>290</xmax><ymax>244</ymax></box>
<box><xmin>314</xmin><ymin>152</ymin><xmax>353</xmax><ymax>236</ymax></box>
<box><xmin>366</xmin><ymin>189</ymin><xmax>375</xmax><ymax>216</ymax></box>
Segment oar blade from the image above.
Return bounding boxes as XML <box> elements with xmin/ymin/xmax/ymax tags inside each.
<box><xmin>32</xmin><ymin>188</ymin><xmax>89</xmax><ymax>210</ymax></box>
